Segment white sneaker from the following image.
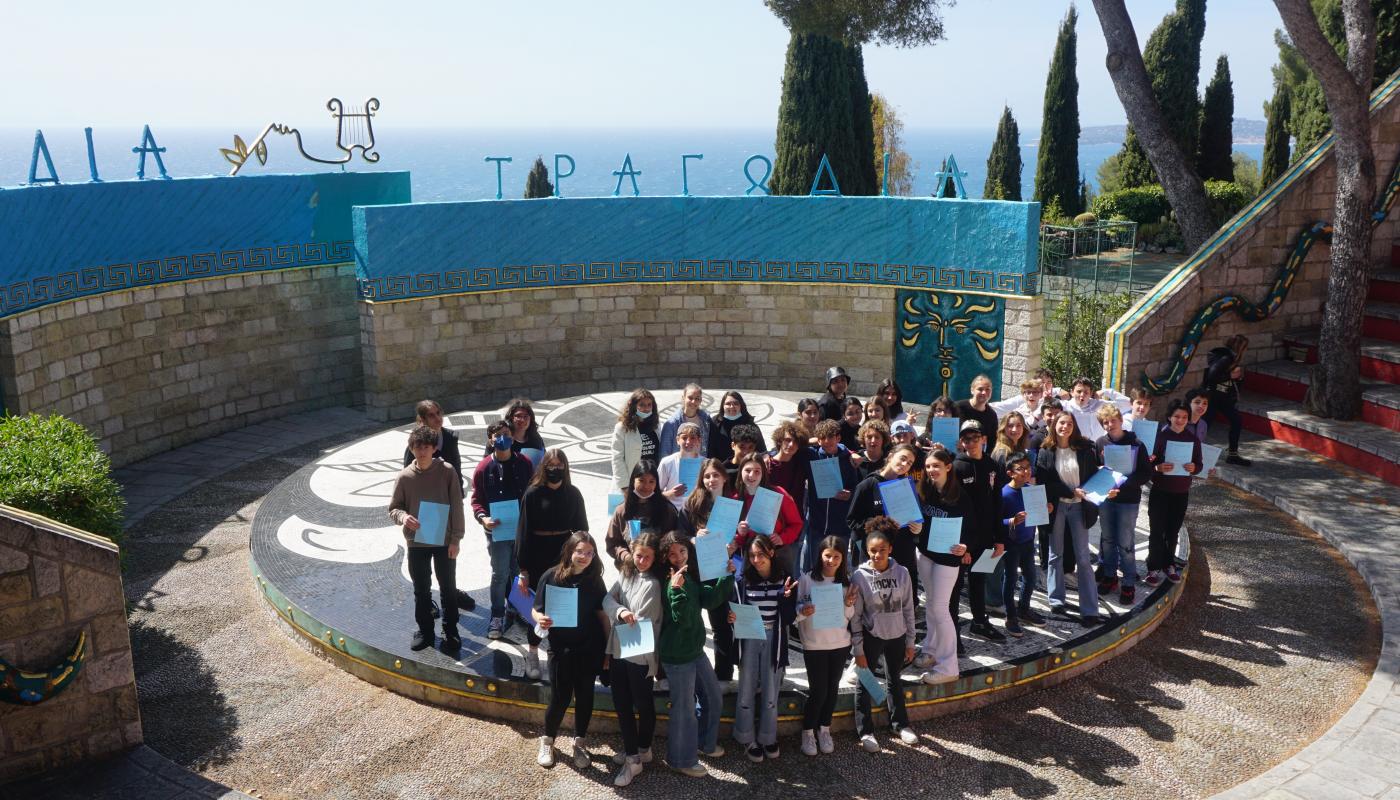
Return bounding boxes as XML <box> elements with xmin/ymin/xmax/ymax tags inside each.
<box><xmin>800</xmin><ymin>729</ymin><xmax>818</xmax><ymax>757</ymax></box>
<box><xmin>898</xmin><ymin>727</ymin><xmax>919</xmax><ymax>745</ymax></box>
<box><xmin>912</xmin><ymin>652</ymin><xmax>935</xmax><ymax>669</ymax></box>
<box><xmin>655</xmin><ymin>678</ymin><xmax>669</xmax><ymax>692</ymax></box>
<box><xmin>614</xmin><ymin>756</ymin><xmax>642</xmax><ymax>787</ymax></box>
<box><xmin>859</xmin><ymin>734</ymin><xmax>880</xmax><ymax>753</ymax></box>
<box><xmin>817</xmin><ymin>726</ymin><xmax>834</xmax><ymax>754</ymax></box>
<box><xmin>572</xmin><ymin>741</ymin><xmax>590</xmax><ymax>768</ymax></box>
<box><xmin>524</xmin><ymin>650</ymin><xmax>542</xmax><ymax>680</ymax></box>
<box><xmin>537</xmin><ymin>736</ymin><xmax>555</xmax><ymax>767</ymax></box>
<box><xmin>843</xmin><ymin>669</ymin><xmax>860</xmax><ymax>686</ymax></box>
<box><xmin>920</xmin><ymin>671</ymin><xmax>959</xmax><ymax>685</ymax></box>
<box><xmin>612</xmin><ymin>746</ymin><xmax>652</xmax><ymax>765</ymax></box>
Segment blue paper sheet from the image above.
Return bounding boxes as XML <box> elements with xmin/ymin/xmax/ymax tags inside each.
<box><xmin>521</xmin><ymin>448</ymin><xmax>545</xmax><ymax>471</ymax></box>
<box><xmin>730</xmin><ymin>602</ymin><xmax>767</xmax><ymax>640</ymax></box>
<box><xmin>877</xmin><ymin>477</ymin><xmax>923</xmax><ymax>527</ymax></box>
<box><xmin>970</xmin><ymin>548</ymin><xmax>1005</xmax><ymax>574</ymax></box>
<box><xmin>695</xmin><ymin>533</ymin><xmax>730</xmax><ymax>582</ymax></box>
<box><xmin>488</xmin><ymin>500</ymin><xmax>519</xmax><ymax>542</ymax></box>
<box><xmin>1195</xmin><ymin>444</ymin><xmax>1222</xmax><ymax>478</ymax></box>
<box><xmin>1021</xmin><ymin>484</ymin><xmax>1050</xmax><ymax>527</ymax></box>
<box><xmin>415</xmin><ymin>500</ymin><xmax>449</xmax><ymax>546</ymax></box>
<box><xmin>1081</xmin><ymin>467</ymin><xmax>1127</xmax><ymax>505</ymax></box>
<box><xmin>924</xmin><ymin>516</ymin><xmax>963</xmax><ymax>554</ymax></box>
<box><xmin>607</xmin><ymin>493</ymin><xmax>624</xmax><ymax>516</ymax></box>
<box><xmin>810</xmin><ymin>457</ymin><xmax>844</xmax><ymax>499</ymax></box>
<box><xmin>1129</xmin><ymin>419</ymin><xmax>1159</xmax><ymax>458</ymax></box>
<box><xmin>855</xmin><ymin>666</ymin><xmax>888</xmax><ymax>704</ymax></box>
<box><xmin>1164</xmin><ymin>440</ymin><xmax>1195</xmax><ymax>477</ymax></box>
<box><xmin>929</xmin><ymin>417</ymin><xmax>960</xmax><ymax>452</ymax></box>
<box><xmin>1104</xmin><ymin>444</ymin><xmax>1136</xmax><ymax>475</ymax></box>
<box><xmin>809</xmin><ymin>583</ymin><xmax>847</xmax><ymax>630</ymax></box>
<box><xmin>745</xmin><ymin>487</ymin><xmax>783</xmax><ymax>536</ymax></box>
<box><xmin>508</xmin><ymin>581</ymin><xmax>535</xmax><ymax>621</ymax></box>
<box><xmin>545</xmin><ymin>584</ymin><xmax>578</xmax><ymax>628</ymax></box>
<box><xmin>616</xmin><ymin>619</ymin><xmax>654</xmax><ymax>660</ymax></box>
<box><xmin>678</xmin><ymin>457</ymin><xmax>702</xmax><ymax>497</ymax></box>
<box><xmin>707</xmin><ymin>497</ymin><xmax>742</xmax><ymax>544</ymax></box>
<box><xmin>628</xmin><ymin>519</ymin><xmax>642</xmax><ymax>539</ymax></box>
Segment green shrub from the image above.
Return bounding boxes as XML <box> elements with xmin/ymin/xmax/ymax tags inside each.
<box><xmin>0</xmin><ymin>414</ymin><xmax>124</xmax><ymax>545</ymax></box>
<box><xmin>1090</xmin><ymin>180</ymin><xmax>1251</xmax><ymax>229</ymax></box>
<box><xmin>1042</xmin><ymin>291</ymin><xmax>1135</xmax><ymax>388</ymax></box>
<box><xmin>1204</xmin><ymin>179</ymin><xmax>1251</xmax><ymax>225</ymax></box>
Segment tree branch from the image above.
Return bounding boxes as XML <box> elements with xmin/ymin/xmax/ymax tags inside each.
<box><xmin>1273</xmin><ymin>0</ymin><xmax>1368</xmax><ymax>104</ymax></box>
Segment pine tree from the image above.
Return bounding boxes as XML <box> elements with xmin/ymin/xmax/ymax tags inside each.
<box><xmin>772</xmin><ymin>32</ymin><xmax>860</xmax><ymax>195</ymax></box>
<box><xmin>1034</xmin><ymin>6</ymin><xmax>1081</xmax><ymax>215</ymax></box>
<box><xmin>524</xmin><ymin>157</ymin><xmax>552</xmax><ymax>198</ymax></box>
<box><xmin>846</xmin><ymin>42</ymin><xmax>879</xmax><ymax>195</ymax></box>
<box><xmin>984</xmin><ymin>106</ymin><xmax>1022</xmax><ymax>200</ymax></box>
<box><xmin>1197</xmin><ymin>54</ymin><xmax>1234</xmax><ymax>182</ymax></box>
<box><xmin>1261</xmin><ymin>82</ymin><xmax>1292</xmax><ymax>188</ymax></box>
<box><xmin>1115</xmin><ymin>0</ymin><xmax>1208</xmax><ymax>188</ymax></box>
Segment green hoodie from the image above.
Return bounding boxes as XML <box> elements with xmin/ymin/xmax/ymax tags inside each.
<box><xmin>658</xmin><ymin>572</ymin><xmax>733</xmax><ymax>665</ymax></box>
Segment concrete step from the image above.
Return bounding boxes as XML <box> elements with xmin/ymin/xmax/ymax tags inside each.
<box><xmin>1370</xmin><ymin>268</ymin><xmax>1400</xmax><ymax>304</ymax></box>
<box><xmin>1248</xmin><ymin>359</ymin><xmax>1400</xmax><ymax>432</ymax></box>
<box><xmin>1280</xmin><ymin>330</ymin><xmax>1400</xmax><ymax>383</ymax></box>
<box><xmin>1365</xmin><ymin>301</ymin><xmax>1400</xmax><ymax>341</ymax></box>
<box><xmin>1235</xmin><ymin>390</ymin><xmax>1400</xmax><ymax>485</ymax></box>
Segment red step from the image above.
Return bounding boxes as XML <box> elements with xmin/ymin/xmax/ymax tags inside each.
<box><xmin>1236</xmin><ymin>392</ymin><xmax>1400</xmax><ymax>486</ymax></box>
<box><xmin>1370</xmin><ymin>269</ymin><xmax>1400</xmax><ymax>304</ymax></box>
<box><xmin>1363</xmin><ymin>302</ymin><xmax>1400</xmax><ymax>341</ymax></box>
<box><xmin>1280</xmin><ymin>331</ymin><xmax>1400</xmax><ymax>384</ymax></box>
<box><xmin>1247</xmin><ymin>360</ymin><xmax>1400</xmax><ymax>432</ymax></box>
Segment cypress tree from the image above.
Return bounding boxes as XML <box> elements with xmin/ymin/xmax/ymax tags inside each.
<box><xmin>523</xmin><ymin>157</ymin><xmax>553</xmax><ymax>198</ymax></box>
<box><xmin>846</xmin><ymin>42</ymin><xmax>879</xmax><ymax>195</ymax></box>
<box><xmin>984</xmin><ymin>106</ymin><xmax>1022</xmax><ymax>200</ymax></box>
<box><xmin>772</xmin><ymin>32</ymin><xmax>859</xmax><ymax>195</ymax></box>
<box><xmin>1116</xmin><ymin>0</ymin><xmax>1207</xmax><ymax>188</ymax></box>
<box><xmin>937</xmin><ymin>159</ymin><xmax>958</xmax><ymax>197</ymax></box>
<box><xmin>1197</xmin><ymin>54</ymin><xmax>1234</xmax><ymax>182</ymax></box>
<box><xmin>1261</xmin><ymin>83</ymin><xmax>1292</xmax><ymax>188</ymax></box>
<box><xmin>1034</xmin><ymin>6</ymin><xmax>1081</xmax><ymax>215</ymax></box>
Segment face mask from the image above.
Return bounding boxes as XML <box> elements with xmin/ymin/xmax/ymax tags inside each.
<box><xmin>492</xmin><ymin>435</ymin><xmax>512</xmax><ymax>451</ymax></box>
<box><xmin>544</xmin><ymin>467</ymin><xmax>564</xmax><ymax>482</ymax></box>
<box><xmin>633</xmin><ymin>489</ymin><xmax>654</xmax><ymax>501</ymax></box>
<box><xmin>723</xmin><ymin>412</ymin><xmax>741</xmax><ymax>421</ymax></box>
<box><xmin>636</xmin><ymin>409</ymin><xmax>653</xmax><ymax>420</ymax></box>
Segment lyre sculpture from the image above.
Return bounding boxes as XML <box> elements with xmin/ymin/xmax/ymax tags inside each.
<box><xmin>222</xmin><ymin>97</ymin><xmax>380</xmax><ymax>176</ymax></box>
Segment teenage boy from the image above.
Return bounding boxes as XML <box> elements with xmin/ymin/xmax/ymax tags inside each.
<box><xmin>955</xmin><ymin>375</ymin><xmax>999</xmax><ymax>457</ymax></box>
<box><xmin>471</xmin><ymin>421</ymin><xmax>534</xmax><ymax>639</ymax></box>
<box><xmin>660</xmin><ymin>422</ymin><xmax>706</xmax><ymax>509</ymax></box>
<box><xmin>999</xmin><ymin>452</ymin><xmax>1051</xmax><ymax>636</ymax></box>
<box><xmin>804</xmin><ymin>419</ymin><xmax>857</xmax><ymax>571</ymax></box>
<box><xmin>1036</xmin><ymin>368</ymin><xmax>1071</xmax><ymax>400</ymax></box>
<box><xmin>952</xmin><ymin>420</ymin><xmax>1006</xmax><ymax>643</ymax></box>
<box><xmin>660</xmin><ymin>384</ymin><xmax>712</xmax><ymax>459</ymax></box>
<box><xmin>1122</xmin><ymin>388</ymin><xmax>1155</xmax><ymax>429</ymax></box>
<box><xmin>818</xmin><ymin>366</ymin><xmax>856</xmax><ymax>422</ymax></box>
<box><xmin>991</xmin><ymin>379</ymin><xmax>1045</xmax><ymax>424</ymax></box>
<box><xmin>1066</xmin><ymin>378</ymin><xmax>1109</xmax><ymax>442</ymax></box>
<box><xmin>401</xmin><ymin>399</ymin><xmax>475</xmax><ymax>613</ymax></box>
<box><xmin>389</xmin><ymin>425</ymin><xmax>466</xmax><ymax>653</ymax></box>
<box><xmin>1094</xmin><ymin>404</ymin><xmax>1153</xmax><ymax>605</ymax></box>
<box><xmin>1202</xmin><ymin>335</ymin><xmax>1252</xmax><ymax>466</ymax></box>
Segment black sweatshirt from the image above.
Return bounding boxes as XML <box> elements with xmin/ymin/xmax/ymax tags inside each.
<box><xmin>1093</xmin><ymin>431</ymin><xmax>1152</xmax><ymax>505</ymax></box>
<box><xmin>953</xmin><ymin>453</ymin><xmax>1002</xmax><ymax>552</ymax></box>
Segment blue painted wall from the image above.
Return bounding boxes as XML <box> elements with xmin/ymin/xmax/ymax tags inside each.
<box><xmin>354</xmin><ymin>195</ymin><xmax>1039</xmax><ymax>301</ymax></box>
<box><xmin>894</xmin><ymin>290</ymin><xmax>1006</xmax><ymax>405</ymax></box>
<box><xmin>0</xmin><ymin>172</ymin><xmax>410</xmax><ymax>318</ymax></box>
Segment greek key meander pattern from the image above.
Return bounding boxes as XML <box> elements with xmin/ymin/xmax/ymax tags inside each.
<box><xmin>1</xmin><ymin>240</ymin><xmax>355</xmax><ymax>318</ymax></box>
<box><xmin>357</xmin><ymin>260</ymin><xmax>1038</xmax><ymax>302</ymax></box>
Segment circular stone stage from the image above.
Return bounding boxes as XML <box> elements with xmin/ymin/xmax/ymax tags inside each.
<box><xmin>249</xmin><ymin>390</ymin><xmax>1188</xmax><ymax>730</ymax></box>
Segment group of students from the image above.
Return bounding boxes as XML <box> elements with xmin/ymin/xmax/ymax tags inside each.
<box><xmin>386</xmin><ymin>353</ymin><xmax>1242</xmax><ymax>784</ymax></box>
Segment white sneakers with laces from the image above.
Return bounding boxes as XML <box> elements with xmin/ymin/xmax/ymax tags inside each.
<box><xmin>537</xmin><ymin>736</ymin><xmax>555</xmax><ymax>767</ymax></box>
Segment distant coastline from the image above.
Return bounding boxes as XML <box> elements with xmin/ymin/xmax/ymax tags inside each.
<box><xmin>1025</xmin><ymin>117</ymin><xmax>1268</xmax><ymax>147</ymax></box>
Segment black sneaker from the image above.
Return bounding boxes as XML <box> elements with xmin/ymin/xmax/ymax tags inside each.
<box><xmin>956</xmin><ymin>638</ymin><xmax>967</xmax><ymax>657</ymax></box>
<box><xmin>442</xmin><ymin>632</ymin><xmax>462</xmax><ymax>654</ymax></box>
<box><xmin>1097</xmin><ymin>577</ymin><xmax>1119</xmax><ymax>595</ymax></box>
<box><xmin>455</xmin><ymin>590</ymin><xmax>477</xmax><ymax>612</ymax></box>
<box><xmin>1021</xmin><ymin>609</ymin><xmax>1047</xmax><ymax>626</ymax></box>
<box><xmin>411</xmin><ymin>630</ymin><xmax>433</xmax><ymax>651</ymax></box>
<box><xmin>1005</xmin><ymin>617</ymin><xmax>1024</xmax><ymax>637</ymax></box>
<box><xmin>969</xmin><ymin>621</ymin><xmax>1006</xmax><ymax>642</ymax></box>
<box><xmin>746</xmin><ymin>743</ymin><xmax>764</xmax><ymax>763</ymax></box>
<box><xmin>1119</xmin><ymin>586</ymin><xmax>1136</xmax><ymax>605</ymax></box>
<box><xmin>1080</xmin><ymin>615</ymin><xmax>1102</xmax><ymax>627</ymax></box>
<box><xmin>1225</xmin><ymin>453</ymin><xmax>1252</xmax><ymax>467</ymax></box>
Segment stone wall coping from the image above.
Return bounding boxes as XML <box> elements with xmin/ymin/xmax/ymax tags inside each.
<box><xmin>0</xmin><ymin>504</ymin><xmax>118</xmax><ymax>555</ymax></box>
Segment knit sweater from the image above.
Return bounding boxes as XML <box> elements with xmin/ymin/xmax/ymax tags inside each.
<box><xmin>659</xmin><ymin>573</ymin><xmax>734</xmax><ymax>665</ymax></box>
<box><xmin>603</xmin><ymin>571</ymin><xmax>663</xmax><ymax>676</ymax></box>
<box><xmin>387</xmin><ymin>459</ymin><xmax>466</xmax><ymax>547</ymax></box>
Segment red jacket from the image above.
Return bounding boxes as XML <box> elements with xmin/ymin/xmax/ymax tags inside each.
<box><xmin>735</xmin><ymin>485</ymin><xmax>804</xmax><ymax>549</ymax></box>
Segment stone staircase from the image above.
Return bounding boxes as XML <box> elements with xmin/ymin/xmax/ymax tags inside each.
<box><xmin>1239</xmin><ymin>263</ymin><xmax>1400</xmax><ymax>487</ymax></box>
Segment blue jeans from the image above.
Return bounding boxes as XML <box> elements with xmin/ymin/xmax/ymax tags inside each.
<box><xmin>734</xmin><ymin>630</ymin><xmax>783</xmax><ymax>747</ymax></box>
<box><xmin>488</xmin><ymin>538</ymin><xmax>516</xmax><ymax>618</ymax></box>
<box><xmin>1098</xmin><ymin>502</ymin><xmax>1140</xmax><ymax>588</ymax></box>
<box><xmin>663</xmin><ymin>654</ymin><xmax>721</xmax><ymax>768</ymax></box>
<box><xmin>1049</xmin><ymin>503</ymin><xmax>1099</xmax><ymax>616</ymax></box>
<box><xmin>1001</xmin><ymin>539</ymin><xmax>1038</xmax><ymax>616</ymax></box>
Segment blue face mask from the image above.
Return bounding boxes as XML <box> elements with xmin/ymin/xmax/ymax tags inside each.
<box><xmin>636</xmin><ymin>409</ymin><xmax>653</xmax><ymax>420</ymax></box>
<box><xmin>723</xmin><ymin>412</ymin><xmax>741</xmax><ymax>421</ymax></box>
<box><xmin>492</xmin><ymin>435</ymin><xmax>512</xmax><ymax>451</ymax></box>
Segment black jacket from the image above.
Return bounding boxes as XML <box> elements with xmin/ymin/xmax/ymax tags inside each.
<box><xmin>1035</xmin><ymin>444</ymin><xmax>1102</xmax><ymax>529</ymax></box>
<box><xmin>952</xmin><ymin>453</ymin><xmax>1002</xmax><ymax>552</ymax></box>
<box><xmin>817</xmin><ymin>391</ymin><xmax>854</xmax><ymax>422</ymax></box>
<box><xmin>403</xmin><ymin>428</ymin><xmax>464</xmax><ymax>489</ymax></box>
<box><xmin>919</xmin><ymin>486</ymin><xmax>975</xmax><ymax>568</ymax></box>
<box><xmin>1203</xmin><ymin>346</ymin><xmax>1240</xmax><ymax>397</ymax></box>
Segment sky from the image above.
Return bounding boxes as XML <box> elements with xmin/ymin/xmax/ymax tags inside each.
<box><xmin>7</xmin><ymin>0</ymin><xmax>1283</xmax><ymax>131</ymax></box>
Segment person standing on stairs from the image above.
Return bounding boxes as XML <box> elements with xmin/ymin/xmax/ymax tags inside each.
<box><xmin>1202</xmin><ymin>334</ymin><xmax>1253</xmax><ymax>467</ymax></box>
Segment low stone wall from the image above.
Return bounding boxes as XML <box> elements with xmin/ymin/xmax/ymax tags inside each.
<box><xmin>0</xmin><ymin>506</ymin><xmax>139</xmax><ymax>784</ymax></box>
<box><xmin>0</xmin><ymin>264</ymin><xmax>362</xmax><ymax>468</ymax></box>
<box><xmin>1107</xmin><ymin>73</ymin><xmax>1400</xmax><ymax>399</ymax></box>
<box><xmin>359</xmin><ymin>282</ymin><xmax>900</xmax><ymax>421</ymax></box>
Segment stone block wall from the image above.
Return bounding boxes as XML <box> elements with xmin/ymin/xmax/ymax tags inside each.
<box><xmin>1111</xmin><ymin>77</ymin><xmax>1400</xmax><ymax>398</ymax></box>
<box><xmin>0</xmin><ymin>263</ymin><xmax>362</xmax><ymax>468</ymax></box>
<box><xmin>0</xmin><ymin>506</ymin><xmax>139</xmax><ymax>784</ymax></box>
<box><xmin>1002</xmin><ymin>296</ymin><xmax>1044</xmax><ymax>391</ymax></box>
<box><xmin>360</xmin><ymin>282</ymin><xmax>900</xmax><ymax>421</ymax></box>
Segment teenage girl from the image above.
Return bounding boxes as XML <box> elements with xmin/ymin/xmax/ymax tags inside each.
<box><xmin>533</xmin><ymin>532</ymin><xmax>608</xmax><ymax>769</ymax></box>
<box><xmin>709</xmin><ymin>391</ymin><xmax>765</xmax><ymax>462</ymax></box>
<box><xmin>611</xmin><ymin>389</ymin><xmax>660</xmax><ymax>491</ymax></box>
<box><xmin>1035</xmin><ymin>410</ymin><xmax>1107</xmax><ymax>625</ymax></box>
<box><xmin>912</xmin><ymin>448</ymin><xmax>970</xmax><ymax>682</ymax></box>
<box><xmin>733</xmin><ymin>453</ymin><xmax>804</xmax><ymax>579</ymax></box>
<box><xmin>679</xmin><ymin>458</ymin><xmax>737</xmax><ymax>683</ymax></box>
<box><xmin>847</xmin><ymin>444</ymin><xmax>924</xmax><ymax>583</ymax></box>
<box><xmin>850</xmin><ymin>518</ymin><xmax>919</xmax><ymax>753</ymax></box>
<box><xmin>797</xmin><ymin>535</ymin><xmax>857</xmax><ymax>756</ymax></box>
<box><xmin>605</xmin><ymin>460</ymin><xmax>678</xmax><ymax>566</ymax></box>
<box><xmin>730</xmin><ymin>536</ymin><xmax>797</xmax><ymax>762</ymax></box>
<box><xmin>517</xmin><ymin>449</ymin><xmax>589</xmax><ymax>680</ymax></box>
<box><xmin>604</xmin><ymin>532</ymin><xmax>665</xmax><ymax>787</ymax></box>
<box><xmin>1145</xmin><ymin>399</ymin><xmax>1202</xmax><ymax>586</ymax></box>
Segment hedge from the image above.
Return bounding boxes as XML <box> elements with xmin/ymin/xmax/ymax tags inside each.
<box><xmin>0</xmin><ymin>414</ymin><xmax>125</xmax><ymax>545</ymax></box>
<box><xmin>1091</xmin><ymin>180</ymin><xmax>1251</xmax><ymax>228</ymax></box>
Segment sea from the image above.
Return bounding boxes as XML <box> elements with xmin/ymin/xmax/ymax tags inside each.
<box><xmin>0</xmin><ymin>125</ymin><xmax>1264</xmax><ymax>201</ymax></box>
